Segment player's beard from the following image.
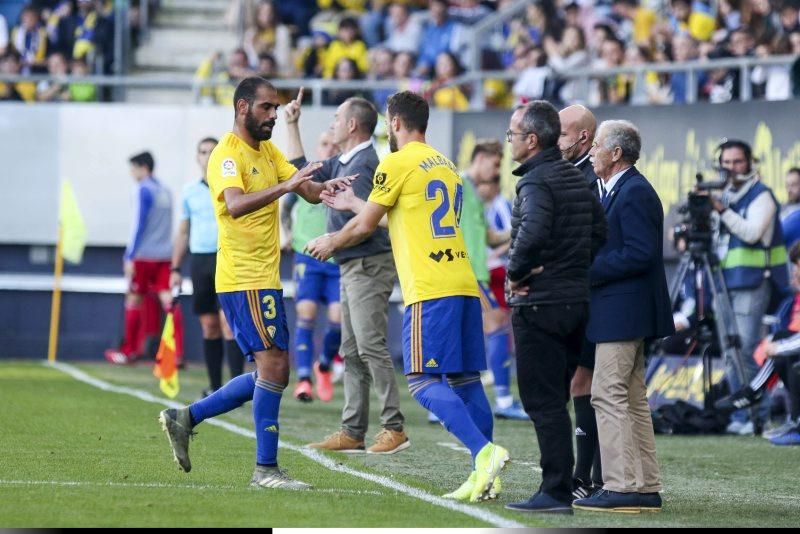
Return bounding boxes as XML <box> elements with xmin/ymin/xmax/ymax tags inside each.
<box><xmin>245</xmin><ymin>108</ymin><xmax>275</xmax><ymax>141</ymax></box>
<box><xmin>388</xmin><ymin>128</ymin><xmax>398</xmax><ymax>153</ymax></box>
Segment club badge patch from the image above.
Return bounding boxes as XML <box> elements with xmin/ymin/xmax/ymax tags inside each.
<box><xmin>221</xmin><ymin>158</ymin><xmax>237</xmax><ymax>177</ymax></box>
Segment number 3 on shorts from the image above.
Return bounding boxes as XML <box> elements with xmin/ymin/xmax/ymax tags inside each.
<box><xmin>262</xmin><ymin>295</ymin><xmax>277</xmax><ymax>319</ymax></box>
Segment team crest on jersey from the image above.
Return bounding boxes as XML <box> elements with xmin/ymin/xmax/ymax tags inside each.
<box><xmin>267</xmin><ymin>325</ymin><xmax>277</xmax><ymax>339</ymax></box>
<box><xmin>221</xmin><ymin>158</ymin><xmax>237</xmax><ymax>177</ymax></box>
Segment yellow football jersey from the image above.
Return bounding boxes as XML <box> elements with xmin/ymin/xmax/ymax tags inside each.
<box><xmin>368</xmin><ymin>141</ymin><xmax>479</xmax><ymax>305</ymax></box>
<box><xmin>207</xmin><ymin>132</ymin><xmax>297</xmax><ymax>292</ymax></box>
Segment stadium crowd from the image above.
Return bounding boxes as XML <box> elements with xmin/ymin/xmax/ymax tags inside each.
<box><xmin>197</xmin><ymin>0</ymin><xmax>800</xmax><ymax>108</ymax></box>
<box><xmin>2</xmin><ymin>1</ymin><xmax>800</xmax><ymax>106</ymax></box>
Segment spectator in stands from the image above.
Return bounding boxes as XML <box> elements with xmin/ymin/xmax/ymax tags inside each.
<box><xmin>274</xmin><ymin>0</ymin><xmax>318</xmax><ymax>38</ymax></box>
<box><xmin>323</xmin><ymin>17</ymin><xmax>369</xmax><ymax>78</ymax></box>
<box><xmin>543</xmin><ymin>26</ymin><xmax>591</xmax><ymax>104</ymax></box>
<box><xmin>524</xmin><ymin>0</ymin><xmax>564</xmax><ymax>43</ymax></box>
<box><xmin>664</xmin><ymin>0</ymin><xmax>716</xmax><ymax>42</ymax></box>
<box><xmin>368</xmin><ymin>46</ymin><xmax>395</xmax><ymax>110</ymax></box>
<box><xmin>298</xmin><ymin>29</ymin><xmax>332</xmax><ymax>78</ymax></box>
<box><xmin>778</xmin><ymin>1</ymin><xmax>800</xmax><ymax>36</ymax></box>
<box><xmin>668</xmin><ymin>33</ymin><xmax>705</xmax><ymax>103</ymax></box>
<box><xmin>68</xmin><ymin>56</ymin><xmax>97</xmax><ymax>102</ymax></box>
<box><xmin>749</xmin><ymin>0</ymin><xmax>779</xmax><ymax>44</ymax></box>
<box><xmin>11</xmin><ymin>5</ymin><xmax>48</xmax><ymax>73</ymax></box>
<box><xmin>323</xmin><ymin>57</ymin><xmax>368</xmax><ymax>106</ymax></box>
<box><xmin>511</xmin><ymin>46</ymin><xmax>550</xmax><ymax>103</ymax></box>
<box><xmin>716</xmin><ymin>0</ymin><xmax>745</xmax><ymax>35</ymax></box>
<box><xmin>0</xmin><ymin>13</ymin><xmax>8</xmax><ymax>56</ymax></box>
<box><xmin>597</xmin><ymin>37</ymin><xmax>628</xmax><ymax>105</ymax></box>
<box><xmin>256</xmin><ymin>52</ymin><xmax>279</xmax><ymax>78</ymax></box>
<box><xmin>383</xmin><ymin>2</ymin><xmax>422</xmax><ymax>54</ymax></box>
<box><xmin>448</xmin><ymin>0</ymin><xmax>492</xmax><ymax>27</ymax></box>
<box><xmin>391</xmin><ymin>50</ymin><xmax>423</xmax><ymax>92</ymax></box>
<box><xmin>0</xmin><ymin>50</ymin><xmax>36</xmax><ymax>102</ymax></box>
<box><xmin>243</xmin><ymin>0</ymin><xmax>292</xmax><ymax>77</ymax></box>
<box><xmin>751</xmin><ymin>36</ymin><xmax>792</xmax><ymax>101</ymax></box>
<box><xmin>703</xmin><ymin>26</ymin><xmax>751</xmax><ymax>103</ymax></box>
<box><xmin>59</xmin><ymin>0</ymin><xmax>111</xmax><ymax>65</ymax></box>
<box><xmin>590</xmin><ymin>22</ymin><xmax>617</xmax><ymax>61</ymax></box>
<box><xmin>610</xmin><ymin>0</ymin><xmax>657</xmax><ymax>46</ymax></box>
<box><xmin>195</xmin><ymin>48</ymin><xmax>254</xmax><ymax>106</ymax></box>
<box><xmin>425</xmin><ymin>51</ymin><xmax>469</xmax><ymax>111</ymax></box>
<box><xmin>360</xmin><ymin>0</ymin><xmax>388</xmax><ymax>47</ymax></box>
<box><xmin>791</xmin><ymin>31</ymin><xmax>800</xmax><ymax>97</ymax></box>
<box><xmin>624</xmin><ymin>44</ymin><xmax>669</xmax><ymax>105</ymax></box>
<box><xmin>36</xmin><ymin>51</ymin><xmax>71</xmax><ymax>102</ymax></box>
<box><xmin>416</xmin><ymin>0</ymin><xmax>466</xmax><ymax>78</ymax></box>
<box><xmin>44</xmin><ymin>1</ymin><xmax>71</xmax><ymax>51</ymax></box>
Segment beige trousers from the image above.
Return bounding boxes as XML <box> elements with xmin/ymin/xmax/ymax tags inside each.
<box><xmin>591</xmin><ymin>339</ymin><xmax>662</xmax><ymax>493</ymax></box>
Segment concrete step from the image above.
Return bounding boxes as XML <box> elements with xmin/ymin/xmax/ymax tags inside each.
<box><xmin>161</xmin><ymin>0</ymin><xmax>231</xmax><ymax>12</ymax></box>
<box><xmin>123</xmin><ymin>69</ymin><xmax>197</xmax><ymax>104</ymax></box>
<box><xmin>145</xmin><ymin>27</ymin><xmax>237</xmax><ymax>51</ymax></box>
<box><xmin>135</xmin><ymin>45</ymin><xmax>216</xmax><ymax>71</ymax></box>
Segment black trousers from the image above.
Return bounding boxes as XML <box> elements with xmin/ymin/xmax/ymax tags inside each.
<box><xmin>512</xmin><ymin>302</ymin><xmax>588</xmax><ymax>502</ymax></box>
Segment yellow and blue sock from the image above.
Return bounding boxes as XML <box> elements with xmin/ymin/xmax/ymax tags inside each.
<box><xmin>409</xmin><ymin>374</ymin><xmax>489</xmax><ymax>459</ymax></box>
<box><xmin>294</xmin><ymin>318</ymin><xmax>315</xmax><ymax>381</ymax></box>
<box><xmin>448</xmin><ymin>372</ymin><xmax>493</xmax><ymax>443</ymax></box>
<box><xmin>254</xmin><ymin>378</ymin><xmax>284</xmax><ymax>466</ymax></box>
<box><xmin>189</xmin><ymin>371</ymin><xmax>255</xmax><ymax>425</ymax></box>
<box><xmin>487</xmin><ymin>328</ymin><xmax>512</xmax><ymax>403</ymax></box>
<box><xmin>320</xmin><ymin>322</ymin><xmax>341</xmax><ymax>372</ymax></box>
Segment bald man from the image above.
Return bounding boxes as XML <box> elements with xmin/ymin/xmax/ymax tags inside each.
<box><xmin>558</xmin><ymin>104</ymin><xmax>603</xmax><ymax>499</ymax></box>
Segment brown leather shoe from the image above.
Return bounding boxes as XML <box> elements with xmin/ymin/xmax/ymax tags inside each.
<box><xmin>307</xmin><ymin>430</ymin><xmax>365</xmax><ymax>453</ymax></box>
<box><xmin>366</xmin><ymin>429</ymin><xmax>411</xmax><ymax>454</ymax></box>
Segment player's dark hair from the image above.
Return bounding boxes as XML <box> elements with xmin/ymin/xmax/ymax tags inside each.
<box><xmin>387</xmin><ymin>91</ymin><xmax>429</xmax><ymax>134</ymax></box>
<box><xmin>519</xmin><ymin>100</ymin><xmax>561</xmax><ymax>149</ymax></box>
<box><xmin>129</xmin><ymin>151</ymin><xmax>155</xmax><ymax>172</ymax></box>
<box><xmin>198</xmin><ymin>137</ymin><xmax>218</xmax><ymax>148</ymax></box>
<box><xmin>471</xmin><ymin>139</ymin><xmax>503</xmax><ymax>162</ymax></box>
<box><xmin>788</xmin><ymin>167</ymin><xmax>800</xmax><ymax>176</ymax></box>
<box><xmin>344</xmin><ymin>97</ymin><xmax>378</xmax><ymax>136</ymax></box>
<box><xmin>233</xmin><ymin>76</ymin><xmax>276</xmax><ymax>113</ymax></box>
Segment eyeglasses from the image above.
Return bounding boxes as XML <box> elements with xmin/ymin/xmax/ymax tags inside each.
<box><xmin>505</xmin><ymin>129</ymin><xmax>532</xmax><ymax>142</ymax></box>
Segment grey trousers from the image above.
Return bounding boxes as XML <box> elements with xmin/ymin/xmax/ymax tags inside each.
<box><xmin>339</xmin><ymin>252</ymin><xmax>404</xmax><ymax>440</ymax></box>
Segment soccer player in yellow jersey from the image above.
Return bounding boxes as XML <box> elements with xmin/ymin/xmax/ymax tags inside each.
<box><xmin>159</xmin><ymin>78</ymin><xmax>353</xmax><ymax>490</ymax></box>
<box><xmin>308</xmin><ymin>91</ymin><xmax>510</xmax><ymax>502</ymax></box>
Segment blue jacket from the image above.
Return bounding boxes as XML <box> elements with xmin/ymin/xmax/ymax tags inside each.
<box><xmin>586</xmin><ymin>167</ymin><xmax>675</xmax><ymax>343</ymax></box>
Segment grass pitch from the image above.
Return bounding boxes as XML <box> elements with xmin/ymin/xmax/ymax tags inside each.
<box><xmin>1</xmin><ymin>359</ymin><xmax>799</xmax><ymax>527</ymax></box>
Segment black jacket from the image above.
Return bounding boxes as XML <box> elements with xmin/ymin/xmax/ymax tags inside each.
<box><xmin>573</xmin><ymin>151</ymin><xmax>601</xmax><ymax>198</ymax></box>
<box><xmin>507</xmin><ymin>146</ymin><xmax>607</xmax><ymax>306</ymax></box>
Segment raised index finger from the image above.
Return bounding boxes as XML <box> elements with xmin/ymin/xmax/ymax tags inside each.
<box><xmin>295</xmin><ymin>86</ymin><xmax>304</xmax><ymax>105</ymax></box>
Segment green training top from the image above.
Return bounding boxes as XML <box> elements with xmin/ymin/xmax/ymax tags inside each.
<box><xmin>459</xmin><ymin>174</ymin><xmax>489</xmax><ymax>283</ymax></box>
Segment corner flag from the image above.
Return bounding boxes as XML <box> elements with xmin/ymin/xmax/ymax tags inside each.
<box><xmin>153</xmin><ymin>310</ymin><xmax>180</xmax><ymax>398</ymax></box>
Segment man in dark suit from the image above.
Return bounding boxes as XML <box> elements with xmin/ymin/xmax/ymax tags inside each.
<box><xmin>558</xmin><ymin>104</ymin><xmax>604</xmax><ymax>498</ymax></box>
<box><xmin>572</xmin><ymin>120</ymin><xmax>674</xmax><ymax>514</ymax></box>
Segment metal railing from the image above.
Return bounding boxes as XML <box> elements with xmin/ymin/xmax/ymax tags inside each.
<box><xmin>2</xmin><ymin>56</ymin><xmax>796</xmax><ymax>107</ymax></box>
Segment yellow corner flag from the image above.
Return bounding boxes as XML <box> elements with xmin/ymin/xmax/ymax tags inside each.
<box><xmin>153</xmin><ymin>312</ymin><xmax>180</xmax><ymax>398</ymax></box>
<box><xmin>60</xmin><ymin>181</ymin><xmax>87</xmax><ymax>264</ymax></box>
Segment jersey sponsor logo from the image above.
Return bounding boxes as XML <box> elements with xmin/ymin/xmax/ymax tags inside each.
<box><xmin>221</xmin><ymin>158</ymin><xmax>237</xmax><ymax>177</ymax></box>
<box><xmin>251</xmin><ymin>166</ymin><xmax>259</xmax><ymax>175</ymax></box>
<box><xmin>373</xmin><ymin>172</ymin><xmax>391</xmax><ymax>193</ymax></box>
<box><xmin>429</xmin><ymin>249</ymin><xmax>467</xmax><ymax>263</ymax></box>
<box><xmin>425</xmin><ymin>358</ymin><xmax>438</xmax><ymax>368</ymax></box>
<box><xmin>265</xmin><ymin>424</ymin><xmax>279</xmax><ymax>433</ymax></box>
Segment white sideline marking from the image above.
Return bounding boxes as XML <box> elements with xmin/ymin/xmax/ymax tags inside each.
<box><xmin>49</xmin><ymin>362</ymin><xmax>525</xmax><ymax>528</ymax></box>
<box><xmin>437</xmin><ymin>442</ymin><xmax>542</xmax><ymax>473</ymax></box>
<box><xmin>0</xmin><ymin>479</ymin><xmax>384</xmax><ymax>496</ymax></box>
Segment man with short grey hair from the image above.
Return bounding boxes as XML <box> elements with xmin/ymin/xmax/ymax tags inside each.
<box><xmin>504</xmin><ymin>100</ymin><xmax>606</xmax><ymax>514</ymax></box>
<box><xmin>573</xmin><ymin>120</ymin><xmax>673</xmax><ymax>513</ymax></box>
<box><xmin>284</xmin><ymin>91</ymin><xmax>408</xmax><ymax>455</ymax></box>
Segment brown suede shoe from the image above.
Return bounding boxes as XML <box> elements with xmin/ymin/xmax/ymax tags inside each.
<box><xmin>366</xmin><ymin>429</ymin><xmax>411</xmax><ymax>454</ymax></box>
<box><xmin>307</xmin><ymin>430</ymin><xmax>365</xmax><ymax>453</ymax></box>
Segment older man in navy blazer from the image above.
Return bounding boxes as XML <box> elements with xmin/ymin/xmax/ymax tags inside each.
<box><xmin>572</xmin><ymin>120</ymin><xmax>674</xmax><ymax>514</ymax></box>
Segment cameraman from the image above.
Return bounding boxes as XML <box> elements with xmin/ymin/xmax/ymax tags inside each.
<box><xmin>711</xmin><ymin>140</ymin><xmax>790</xmax><ymax>434</ymax></box>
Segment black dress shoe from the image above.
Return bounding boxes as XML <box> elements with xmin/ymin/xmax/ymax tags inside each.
<box><xmin>506</xmin><ymin>491</ymin><xmax>574</xmax><ymax>514</ymax></box>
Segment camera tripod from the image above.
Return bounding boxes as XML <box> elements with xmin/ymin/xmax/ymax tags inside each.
<box><xmin>667</xmin><ymin>243</ymin><xmax>757</xmax><ymax>422</ymax></box>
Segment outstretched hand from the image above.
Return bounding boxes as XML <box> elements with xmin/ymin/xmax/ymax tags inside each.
<box><xmin>321</xmin><ymin>185</ymin><xmax>362</xmax><ymax>213</ymax></box>
<box><xmin>306</xmin><ymin>233</ymin><xmax>336</xmax><ymax>262</ymax></box>
<box><xmin>284</xmin><ymin>86</ymin><xmax>304</xmax><ymax>124</ymax></box>
<box><xmin>287</xmin><ymin>161</ymin><xmax>322</xmax><ymax>191</ymax></box>
<box><xmin>324</xmin><ymin>174</ymin><xmax>358</xmax><ymax>193</ymax></box>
